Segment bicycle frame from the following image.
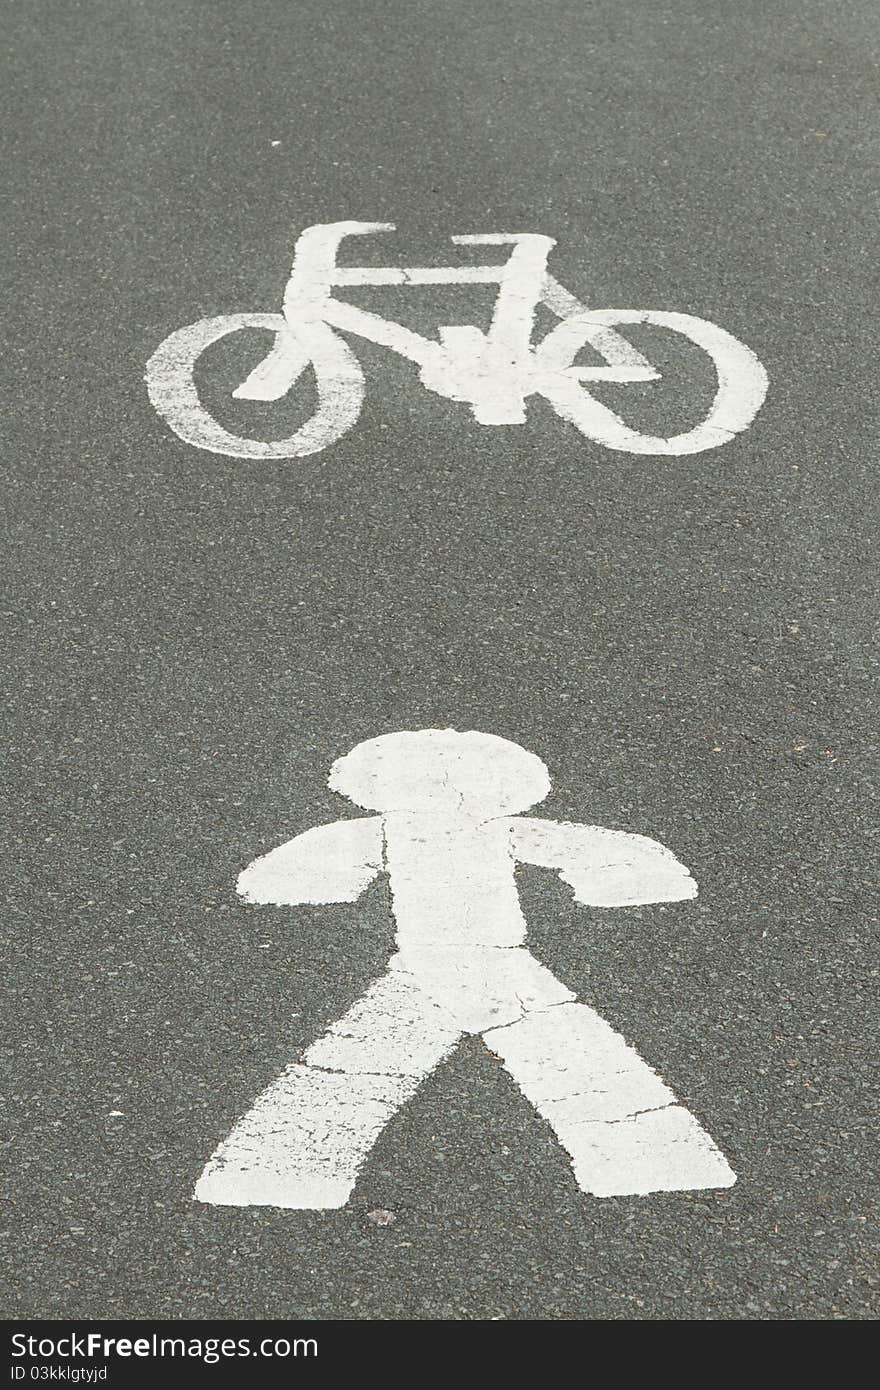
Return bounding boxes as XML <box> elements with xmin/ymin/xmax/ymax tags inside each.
<box><xmin>233</xmin><ymin>221</ymin><xmax>658</xmax><ymax>426</ymax></box>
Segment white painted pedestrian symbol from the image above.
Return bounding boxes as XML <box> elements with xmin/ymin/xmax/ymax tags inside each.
<box><xmin>196</xmin><ymin>730</ymin><xmax>735</xmax><ymax>1209</ymax></box>
<box><xmin>148</xmin><ymin>220</ymin><xmax>768</xmax><ymax>462</ymax></box>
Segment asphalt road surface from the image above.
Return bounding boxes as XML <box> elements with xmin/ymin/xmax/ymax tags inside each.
<box><xmin>3</xmin><ymin>0</ymin><xmax>878</xmax><ymax>1320</ymax></box>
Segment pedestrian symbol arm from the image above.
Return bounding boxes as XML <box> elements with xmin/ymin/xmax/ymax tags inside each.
<box><xmin>508</xmin><ymin>818</ymin><xmax>697</xmax><ymax>907</ymax></box>
<box><xmin>237</xmin><ymin>817</ymin><xmax>384</xmax><ymax>906</ymax></box>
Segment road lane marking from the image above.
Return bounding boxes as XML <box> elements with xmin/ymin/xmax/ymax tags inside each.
<box><xmin>195</xmin><ymin>729</ymin><xmax>735</xmax><ymax>1210</ymax></box>
<box><xmin>147</xmin><ymin>219</ymin><xmax>768</xmax><ymax>461</ymax></box>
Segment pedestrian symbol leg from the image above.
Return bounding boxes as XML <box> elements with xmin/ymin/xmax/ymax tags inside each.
<box><xmin>196</xmin><ymin>970</ymin><xmax>461</xmax><ymax>1209</ymax></box>
<box><xmin>484</xmin><ymin>1001</ymin><xmax>735</xmax><ymax>1197</ymax></box>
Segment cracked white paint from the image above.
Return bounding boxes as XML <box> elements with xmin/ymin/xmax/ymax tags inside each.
<box><xmin>147</xmin><ymin>220</ymin><xmax>768</xmax><ymax>460</ymax></box>
<box><xmin>195</xmin><ymin>730</ymin><xmax>735</xmax><ymax>1209</ymax></box>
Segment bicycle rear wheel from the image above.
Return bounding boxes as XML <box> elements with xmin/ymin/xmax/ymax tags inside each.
<box><xmin>145</xmin><ymin>312</ymin><xmax>364</xmax><ymax>459</ymax></box>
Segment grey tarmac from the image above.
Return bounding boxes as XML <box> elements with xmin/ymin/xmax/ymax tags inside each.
<box><xmin>2</xmin><ymin>0</ymin><xmax>877</xmax><ymax>1319</ymax></box>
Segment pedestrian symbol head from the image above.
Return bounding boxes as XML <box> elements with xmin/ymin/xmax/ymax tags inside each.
<box><xmin>328</xmin><ymin>729</ymin><xmax>551</xmax><ymax>817</ymax></box>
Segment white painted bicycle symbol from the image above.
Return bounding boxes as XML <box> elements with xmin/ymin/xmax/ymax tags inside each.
<box><xmin>146</xmin><ymin>220</ymin><xmax>768</xmax><ymax>460</ymax></box>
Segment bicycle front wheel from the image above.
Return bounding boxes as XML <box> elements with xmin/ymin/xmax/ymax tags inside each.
<box><xmin>536</xmin><ymin>309</ymin><xmax>768</xmax><ymax>456</ymax></box>
<box><xmin>145</xmin><ymin>312</ymin><xmax>364</xmax><ymax>459</ymax></box>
